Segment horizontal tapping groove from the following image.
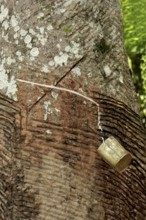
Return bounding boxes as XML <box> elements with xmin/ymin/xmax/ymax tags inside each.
<box><xmin>0</xmin><ymin>121</ymin><xmax>16</xmax><ymax>133</ymax></box>
<box><xmin>26</xmin><ymin>139</ymin><xmax>97</xmax><ymax>159</ymax></box>
<box><xmin>100</xmin><ymin>110</ymin><xmax>142</xmax><ymax>133</ymax></box>
<box><xmin>104</xmin><ymin>176</ymin><xmax>145</xmax><ymax>206</ymax></box>
<box><xmin>102</xmin><ymin>124</ymin><xmax>144</xmax><ymax>149</ymax></box>
<box><xmin>0</xmin><ymin>132</ymin><xmax>16</xmax><ymax>144</ymax></box>
<box><xmin>28</xmin><ymin>126</ymin><xmax>97</xmax><ymax>143</ymax></box>
<box><xmin>100</xmin><ymin>118</ymin><xmax>141</xmax><ymax>141</ymax></box>
<box><xmin>0</xmin><ymin>151</ymin><xmax>12</xmax><ymax>164</ymax></box>
<box><xmin>115</xmin><ymin>174</ymin><xmax>146</xmax><ymax>202</ymax></box>
<box><xmin>101</xmin><ymin>111</ymin><xmax>142</xmax><ymax>134</ymax></box>
<box><xmin>22</xmin><ymin>153</ymin><xmax>96</xmax><ymax>177</ymax></box>
<box><xmin>119</xmin><ymin>185</ymin><xmax>146</xmax><ymax>206</ymax></box>
<box><xmin>0</xmin><ymin>192</ymin><xmax>7</xmax><ymax>203</ymax></box>
<box><xmin>0</xmin><ymin>105</ymin><xmax>18</xmax><ymax>116</ymax></box>
<box><xmin>0</xmin><ymin>94</ymin><xmax>14</xmax><ymax>104</ymax></box>
<box><xmin>100</xmin><ymin>117</ymin><xmax>145</xmax><ymax>146</ymax></box>
<box><xmin>99</xmin><ymin>199</ymin><xmax>131</xmax><ymax>219</ymax></box>
<box><xmin>125</xmin><ymin>172</ymin><xmax>146</xmax><ymax>192</ymax></box>
<box><xmin>2</xmin><ymin>130</ymin><xmax>13</xmax><ymax>139</ymax></box>
<box><xmin>25</xmin><ymin>186</ymin><xmax>100</xmax><ymax>207</ymax></box>
<box><xmin>106</xmin><ymin>212</ymin><xmax>130</xmax><ymax>220</ymax></box>
<box><xmin>28</xmin><ymin>119</ymin><xmax>98</xmax><ymax>137</ymax></box>
<box><xmin>37</xmin><ymin>209</ymin><xmax>84</xmax><ymax>220</ymax></box>
<box><xmin>106</xmin><ymin>171</ymin><xmax>145</xmax><ymax>197</ymax></box>
<box><xmin>29</xmin><ymin>184</ymin><xmax>93</xmax><ymax>200</ymax></box>
<box><xmin>26</xmin><ymin>128</ymin><xmax>98</xmax><ymax>148</ymax></box>
<box><xmin>98</xmin><ymin>192</ymin><xmax>134</xmax><ymax>215</ymax></box>
<box><xmin>93</xmin><ymin>94</ymin><xmax>140</xmax><ymax>119</ymax></box>
<box><xmin>99</xmin><ymin>103</ymin><xmax>141</xmax><ymax>125</ymax></box>
<box><xmin>0</xmin><ymin>114</ymin><xmax>15</xmax><ymax>124</ymax></box>
<box><xmin>28</xmin><ymin>120</ymin><xmax>63</xmax><ymax>131</ymax></box>
<box><xmin>0</xmin><ymin>143</ymin><xmax>14</xmax><ymax>155</ymax></box>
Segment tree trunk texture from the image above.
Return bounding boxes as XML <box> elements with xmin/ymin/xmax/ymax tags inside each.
<box><xmin>0</xmin><ymin>0</ymin><xmax>146</xmax><ymax>219</ymax></box>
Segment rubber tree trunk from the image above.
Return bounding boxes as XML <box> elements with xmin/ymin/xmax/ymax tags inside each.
<box><xmin>0</xmin><ymin>0</ymin><xmax>146</xmax><ymax>219</ymax></box>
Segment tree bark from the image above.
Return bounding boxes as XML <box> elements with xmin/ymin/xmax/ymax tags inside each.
<box><xmin>0</xmin><ymin>0</ymin><xmax>146</xmax><ymax>219</ymax></box>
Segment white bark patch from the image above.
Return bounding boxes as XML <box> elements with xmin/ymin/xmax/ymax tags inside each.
<box><xmin>119</xmin><ymin>74</ymin><xmax>124</xmax><ymax>83</ymax></box>
<box><xmin>10</xmin><ymin>15</ymin><xmax>18</xmax><ymax>27</ymax></box>
<box><xmin>16</xmin><ymin>51</ymin><xmax>21</xmax><ymax>56</ymax></box>
<box><xmin>40</xmin><ymin>37</ymin><xmax>47</xmax><ymax>46</ymax></box>
<box><xmin>26</xmin><ymin>43</ymin><xmax>32</xmax><ymax>49</ymax></box>
<box><xmin>46</xmin><ymin>129</ymin><xmax>52</xmax><ymax>135</ymax></box>
<box><xmin>16</xmin><ymin>51</ymin><xmax>24</xmax><ymax>61</ymax></box>
<box><xmin>30</xmin><ymin>56</ymin><xmax>35</xmax><ymax>61</ymax></box>
<box><xmin>110</xmin><ymin>27</ymin><xmax>117</xmax><ymax>40</ymax></box>
<box><xmin>7</xmin><ymin>57</ymin><xmax>16</xmax><ymax>65</ymax></box>
<box><xmin>40</xmin><ymin>27</ymin><xmax>45</xmax><ymax>35</ymax></box>
<box><xmin>56</xmin><ymin>8</ymin><xmax>66</xmax><ymax>15</ymax></box>
<box><xmin>64</xmin><ymin>0</ymin><xmax>85</xmax><ymax>7</ymax></box>
<box><xmin>87</xmin><ymin>72</ymin><xmax>92</xmax><ymax>78</ymax></box>
<box><xmin>0</xmin><ymin>5</ymin><xmax>9</xmax><ymax>23</ymax></box>
<box><xmin>54</xmin><ymin>53</ymin><xmax>69</xmax><ymax>67</ymax></box>
<box><xmin>103</xmin><ymin>65</ymin><xmax>112</xmax><ymax>77</ymax></box>
<box><xmin>30</xmin><ymin>47</ymin><xmax>39</xmax><ymax>57</ymax></box>
<box><xmin>20</xmin><ymin>29</ymin><xmax>28</xmax><ymax>37</ymax></box>
<box><xmin>24</xmin><ymin>34</ymin><xmax>32</xmax><ymax>44</ymax></box>
<box><xmin>41</xmin><ymin>65</ymin><xmax>49</xmax><ymax>73</ymax></box>
<box><xmin>47</xmin><ymin>24</ymin><xmax>53</xmax><ymax>31</ymax></box>
<box><xmin>37</xmin><ymin>12</ymin><xmax>44</xmax><ymax>19</ymax></box>
<box><xmin>89</xmin><ymin>22</ymin><xmax>94</xmax><ymax>28</ymax></box>
<box><xmin>56</xmin><ymin>44</ymin><xmax>61</xmax><ymax>49</ymax></box>
<box><xmin>51</xmin><ymin>91</ymin><xmax>58</xmax><ymax>100</ymax></box>
<box><xmin>72</xmin><ymin>67</ymin><xmax>81</xmax><ymax>77</ymax></box>
<box><xmin>44</xmin><ymin>100</ymin><xmax>52</xmax><ymax>120</ymax></box>
<box><xmin>19</xmin><ymin>56</ymin><xmax>24</xmax><ymax>61</ymax></box>
<box><xmin>48</xmin><ymin>60</ymin><xmax>55</xmax><ymax>66</ymax></box>
<box><xmin>55</xmin><ymin>108</ymin><xmax>60</xmax><ymax>113</ymax></box>
<box><xmin>36</xmin><ymin>31</ymin><xmax>47</xmax><ymax>46</ymax></box>
<box><xmin>29</xmin><ymin>28</ymin><xmax>36</xmax><ymax>35</ymax></box>
<box><xmin>15</xmin><ymin>40</ymin><xmax>19</xmax><ymax>44</ymax></box>
<box><xmin>65</xmin><ymin>41</ymin><xmax>82</xmax><ymax>58</ymax></box>
<box><xmin>97</xmin><ymin>24</ymin><xmax>104</xmax><ymax>39</ymax></box>
<box><xmin>52</xmin><ymin>42</ymin><xmax>81</xmax><ymax>68</ymax></box>
<box><xmin>2</xmin><ymin>58</ymin><xmax>6</xmax><ymax>65</ymax></box>
<box><xmin>2</xmin><ymin>32</ymin><xmax>8</xmax><ymax>42</ymax></box>
<box><xmin>14</xmin><ymin>25</ymin><xmax>20</xmax><ymax>32</ymax></box>
<box><xmin>0</xmin><ymin>65</ymin><xmax>18</xmax><ymax>100</ymax></box>
<box><xmin>2</xmin><ymin>20</ymin><xmax>9</xmax><ymax>30</ymax></box>
<box><xmin>6</xmin><ymin>76</ymin><xmax>18</xmax><ymax>101</ymax></box>
<box><xmin>14</xmin><ymin>32</ymin><xmax>18</xmax><ymax>39</ymax></box>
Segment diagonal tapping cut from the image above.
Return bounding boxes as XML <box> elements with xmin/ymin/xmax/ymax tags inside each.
<box><xmin>17</xmin><ymin>78</ymin><xmax>104</xmax><ymax>143</ymax></box>
<box><xmin>27</xmin><ymin>56</ymin><xmax>86</xmax><ymax>112</ymax></box>
<box><xmin>55</xmin><ymin>56</ymin><xmax>86</xmax><ymax>85</ymax></box>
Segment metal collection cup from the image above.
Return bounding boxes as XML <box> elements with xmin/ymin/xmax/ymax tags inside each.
<box><xmin>97</xmin><ymin>136</ymin><xmax>133</xmax><ymax>172</ymax></box>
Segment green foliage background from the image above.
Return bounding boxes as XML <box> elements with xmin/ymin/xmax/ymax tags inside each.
<box><xmin>122</xmin><ymin>0</ymin><xmax>146</xmax><ymax>128</ymax></box>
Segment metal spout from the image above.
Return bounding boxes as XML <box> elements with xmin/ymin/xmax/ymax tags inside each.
<box><xmin>97</xmin><ymin>136</ymin><xmax>133</xmax><ymax>172</ymax></box>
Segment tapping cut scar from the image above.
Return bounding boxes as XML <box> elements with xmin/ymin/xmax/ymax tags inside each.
<box><xmin>17</xmin><ymin>78</ymin><xmax>104</xmax><ymax>142</ymax></box>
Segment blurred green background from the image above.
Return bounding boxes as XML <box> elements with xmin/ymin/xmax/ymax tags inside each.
<box><xmin>122</xmin><ymin>0</ymin><xmax>146</xmax><ymax>128</ymax></box>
